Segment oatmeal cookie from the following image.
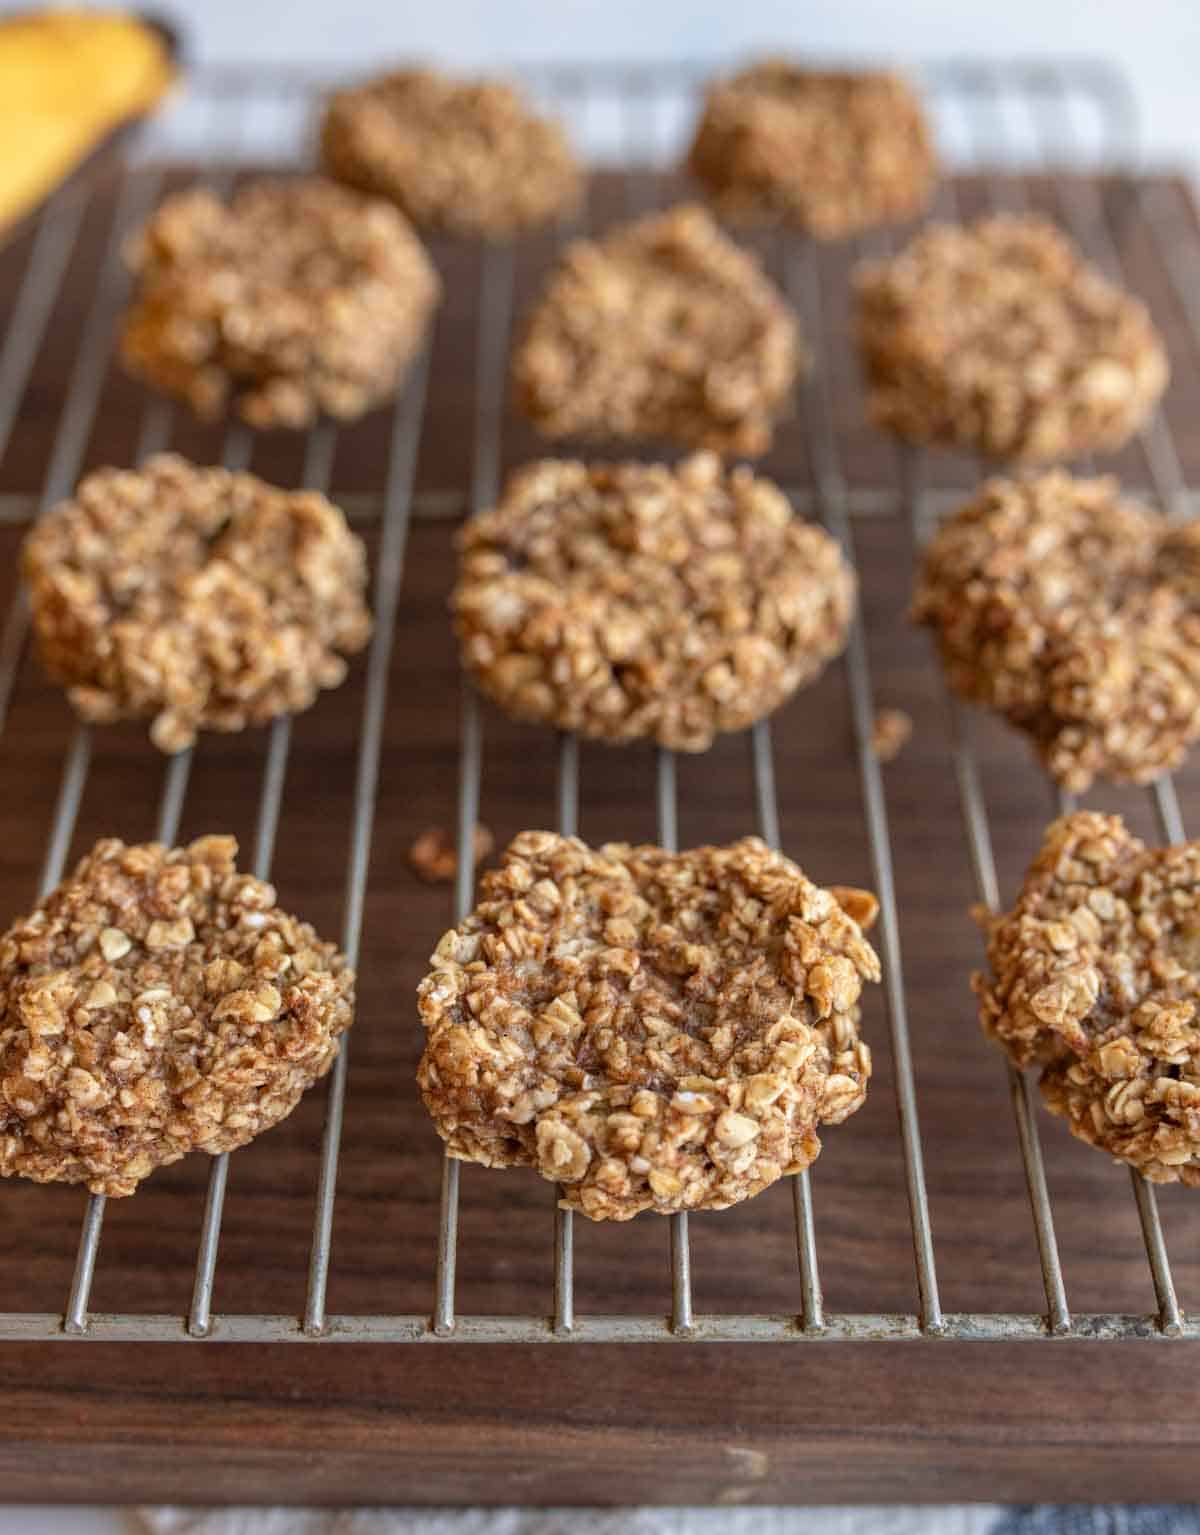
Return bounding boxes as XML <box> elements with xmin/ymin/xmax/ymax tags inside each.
<box><xmin>512</xmin><ymin>204</ymin><xmax>802</xmax><ymax>456</ymax></box>
<box><xmin>417</xmin><ymin>832</ymin><xmax>878</xmax><ymax>1220</ymax></box>
<box><xmin>320</xmin><ymin>68</ymin><xmax>582</xmax><ymax>237</ymax></box>
<box><xmin>855</xmin><ymin>214</ymin><xmax>1167</xmax><ymax>462</ymax></box>
<box><xmin>454</xmin><ymin>453</ymin><xmax>854</xmax><ymax>752</ymax></box>
<box><xmin>121</xmin><ymin>176</ymin><xmax>439</xmax><ymax>428</ymax></box>
<box><xmin>687</xmin><ymin>61</ymin><xmax>936</xmax><ymax>239</ymax></box>
<box><xmin>0</xmin><ymin>835</ymin><xmax>353</xmax><ymax>1196</ymax></box>
<box><xmin>978</xmin><ymin>811</ymin><xmax>1200</xmax><ymax>1186</ymax></box>
<box><xmin>24</xmin><ymin>454</ymin><xmax>372</xmax><ymax>753</ymax></box>
<box><xmin>913</xmin><ymin>471</ymin><xmax>1200</xmax><ymax>792</ymax></box>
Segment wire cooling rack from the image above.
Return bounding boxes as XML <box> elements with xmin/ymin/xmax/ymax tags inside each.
<box><xmin>0</xmin><ymin>59</ymin><xmax>1198</xmax><ymax>1343</ymax></box>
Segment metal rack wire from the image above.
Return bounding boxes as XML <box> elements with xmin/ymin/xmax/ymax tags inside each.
<box><xmin>0</xmin><ymin>59</ymin><xmax>1196</xmax><ymax>1341</ymax></box>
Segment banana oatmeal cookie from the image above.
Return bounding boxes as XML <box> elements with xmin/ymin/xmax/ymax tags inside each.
<box><xmin>913</xmin><ymin>471</ymin><xmax>1200</xmax><ymax>792</ymax></box>
<box><xmin>512</xmin><ymin>204</ymin><xmax>802</xmax><ymax>456</ymax></box>
<box><xmin>687</xmin><ymin>61</ymin><xmax>936</xmax><ymax>239</ymax></box>
<box><xmin>454</xmin><ymin>453</ymin><xmax>854</xmax><ymax>752</ymax></box>
<box><xmin>0</xmin><ymin>835</ymin><xmax>353</xmax><ymax>1196</ymax></box>
<box><xmin>121</xmin><ymin>176</ymin><xmax>439</xmax><ymax>428</ymax></box>
<box><xmin>417</xmin><ymin>832</ymin><xmax>878</xmax><ymax>1220</ymax></box>
<box><xmin>978</xmin><ymin>811</ymin><xmax>1200</xmax><ymax>1186</ymax></box>
<box><xmin>855</xmin><ymin>214</ymin><xmax>1167</xmax><ymax>462</ymax></box>
<box><xmin>321</xmin><ymin>68</ymin><xmax>581</xmax><ymax>237</ymax></box>
<box><xmin>24</xmin><ymin>454</ymin><xmax>372</xmax><ymax>753</ymax></box>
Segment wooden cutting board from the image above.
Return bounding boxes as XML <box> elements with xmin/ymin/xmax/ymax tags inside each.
<box><xmin>0</xmin><ymin>165</ymin><xmax>1197</xmax><ymax>1505</ymax></box>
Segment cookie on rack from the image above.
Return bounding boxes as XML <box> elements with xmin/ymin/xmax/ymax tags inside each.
<box><xmin>0</xmin><ymin>835</ymin><xmax>353</xmax><ymax>1196</ymax></box>
<box><xmin>24</xmin><ymin>453</ymin><xmax>372</xmax><ymax>753</ymax></box>
<box><xmin>913</xmin><ymin>471</ymin><xmax>1200</xmax><ymax>792</ymax></box>
<box><xmin>855</xmin><ymin>213</ymin><xmax>1167</xmax><ymax>462</ymax></box>
<box><xmin>978</xmin><ymin>810</ymin><xmax>1200</xmax><ymax>1186</ymax></box>
<box><xmin>121</xmin><ymin>176</ymin><xmax>439</xmax><ymax>428</ymax></box>
<box><xmin>512</xmin><ymin>204</ymin><xmax>802</xmax><ymax>456</ymax></box>
<box><xmin>454</xmin><ymin>452</ymin><xmax>854</xmax><ymax>752</ymax></box>
<box><xmin>417</xmin><ymin>832</ymin><xmax>878</xmax><ymax>1220</ymax></box>
<box><xmin>687</xmin><ymin>60</ymin><xmax>936</xmax><ymax>239</ymax></box>
<box><xmin>320</xmin><ymin>67</ymin><xmax>582</xmax><ymax>238</ymax></box>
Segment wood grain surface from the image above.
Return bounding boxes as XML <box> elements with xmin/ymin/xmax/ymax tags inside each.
<box><xmin>0</xmin><ymin>165</ymin><xmax>1198</xmax><ymax>1506</ymax></box>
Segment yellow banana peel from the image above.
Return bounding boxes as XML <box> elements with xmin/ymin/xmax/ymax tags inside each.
<box><xmin>0</xmin><ymin>8</ymin><xmax>176</xmax><ymax>232</ymax></box>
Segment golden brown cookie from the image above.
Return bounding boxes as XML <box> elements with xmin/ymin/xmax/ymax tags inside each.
<box><xmin>417</xmin><ymin>832</ymin><xmax>878</xmax><ymax>1220</ymax></box>
<box><xmin>321</xmin><ymin>67</ymin><xmax>582</xmax><ymax>237</ymax></box>
<box><xmin>855</xmin><ymin>214</ymin><xmax>1167</xmax><ymax>462</ymax></box>
<box><xmin>0</xmin><ymin>836</ymin><xmax>353</xmax><ymax>1196</ymax></box>
<box><xmin>978</xmin><ymin>811</ymin><xmax>1200</xmax><ymax>1186</ymax></box>
<box><xmin>454</xmin><ymin>453</ymin><xmax>854</xmax><ymax>752</ymax></box>
<box><xmin>913</xmin><ymin>471</ymin><xmax>1200</xmax><ymax>792</ymax></box>
<box><xmin>121</xmin><ymin>176</ymin><xmax>439</xmax><ymax>428</ymax></box>
<box><xmin>24</xmin><ymin>454</ymin><xmax>372</xmax><ymax>753</ymax></box>
<box><xmin>512</xmin><ymin>204</ymin><xmax>802</xmax><ymax>456</ymax></box>
<box><xmin>687</xmin><ymin>61</ymin><xmax>936</xmax><ymax>238</ymax></box>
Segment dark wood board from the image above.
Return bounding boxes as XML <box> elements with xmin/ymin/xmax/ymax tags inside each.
<box><xmin>0</xmin><ymin>168</ymin><xmax>1198</xmax><ymax>1506</ymax></box>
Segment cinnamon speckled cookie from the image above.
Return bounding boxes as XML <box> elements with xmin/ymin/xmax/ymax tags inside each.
<box><xmin>978</xmin><ymin>811</ymin><xmax>1200</xmax><ymax>1186</ymax></box>
<box><xmin>856</xmin><ymin>214</ymin><xmax>1167</xmax><ymax>462</ymax></box>
<box><xmin>454</xmin><ymin>453</ymin><xmax>854</xmax><ymax>753</ymax></box>
<box><xmin>913</xmin><ymin>471</ymin><xmax>1200</xmax><ymax>792</ymax></box>
<box><xmin>417</xmin><ymin>832</ymin><xmax>878</xmax><ymax>1221</ymax></box>
<box><xmin>121</xmin><ymin>177</ymin><xmax>439</xmax><ymax>428</ymax></box>
<box><xmin>0</xmin><ymin>835</ymin><xmax>353</xmax><ymax>1196</ymax></box>
<box><xmin>321</xmin><ymin>67</ymin><xmax>582</xmax><ymax>237</ymax></box>
<box><xmin>688</xmin><ymin>60</ymin><xmax>936</xmax><ymax>238</ymax></box>
<box><xmin>24</xmin><ymin>454</ymin><xmax>372</xmax><ymax>753</ymax></box>
<box><xmin>512</xmin><ymin>204</ymin><xmax>802</xmax><ymax>456</ymax></box>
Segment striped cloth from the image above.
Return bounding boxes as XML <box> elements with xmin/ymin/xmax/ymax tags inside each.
<box><xmin>141</xmin><ymin>1506</ymin><xmax>1200</xmax><ymax>1535</ymax></box>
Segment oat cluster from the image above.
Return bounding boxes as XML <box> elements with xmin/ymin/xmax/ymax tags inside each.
<box><xmin>979</xmin><ymin>812</ymin><xmax>1200</xmax><ymax>1186</ymax></box>
<box><xmin>512</xmin><ymin>204</ymin><xmax>802</xmax><ymax>456</ymax></box>
<box><xmin>913</xmin><ymin>472</ymin><xmax>1200</xmax><ymax>792</ymax></box>
<box><xmin>417</xmin><ymin>832</ymin><xmax>878</xmax><ymax>1220</ymax></box>
<box><xmin>855</xmin><ymin>214</ymin><xmax>1168</xmax><ymax>462</ymax></box>
<box><xmin>408</xmin><ymin>824</ymin><xmax>495</xmax><ymax>885</ymax></box>
<box><xmin>24</xmin><ymin>454</ymin><xmax>372</xmax><ymax>754</ymax></box>
<box><xmin>871</xmin><ymin>707</ymin><xmax>912</xmax><ymax>764</ymax></box>
<box><xmin>687</xmin><ymin>62</ymin><xmax>936</xmax><ymax>239</ymax></box>
<box><xmin>121</xmin><ymin>176</ymin><xmax>439</xmax><ymax>428</ymax></box>
<box><xmin>454</xmin><ymin>453</ymin><xmax>854</xmax><ymax>752</ymax></box>
<box><xmin>321</xmin><ymin>68</ymin><xmax>582</xmax><ymax>237</ymax></box>
<box><xmin>0</xmin><ymin>836</ymin><xmax>353</xmax><ymax>1196</ymax></box>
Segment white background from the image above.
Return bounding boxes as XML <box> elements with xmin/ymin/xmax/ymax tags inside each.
<box><xmin>0</xmin><ymin>0</ymin><xmax>1197</xmax><ymax>1529</ymax></box>
<box><xmin>171</xmin><ymin>0</ymin><xmax>1200</xmax><ymax>166</ymax></box>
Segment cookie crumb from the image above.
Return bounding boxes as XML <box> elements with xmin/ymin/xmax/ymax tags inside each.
<box><xmin>408</xmin><ymin>823</ymin><xmax>495</xmax><ymax>884</ymax></box>
<box><xmin>830</xmin><ymin>885</ymin><xmax>879</xmax><ymax>931</ymax></box>
<box><xmin>871</xmin><ymin>707</ymin><xmax>912</xmax><ymax>763</ymax></box>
